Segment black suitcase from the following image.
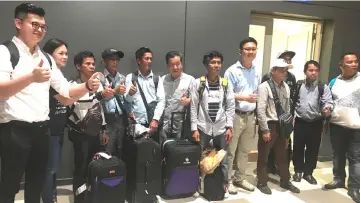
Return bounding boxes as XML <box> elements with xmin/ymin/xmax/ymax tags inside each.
<box><xmin>86</xmin><ymin>152</ymin><xmax>127</xmax><ymax>203</ymax></box>
<box><xmin>161</xmin><ymin>112</ymin><xmax>201</xmax><ymax>199</ymax></box>
<box><xmin>122</xmin><ymin>122</ymin><xmax>162</xmax><ymax>203</ymax></box>
<box><xmin>202</xmin><ymin>166</ymin><xmax>225</xmax><ymax>201</ymax></box>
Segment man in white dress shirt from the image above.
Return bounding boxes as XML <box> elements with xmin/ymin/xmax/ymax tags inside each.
<box><xmin>0</xmin><ymin>3</ymin><xmax>100</xmax><ymax>203</ymax></box>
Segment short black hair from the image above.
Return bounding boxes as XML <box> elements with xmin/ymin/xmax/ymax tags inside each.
<box><xmin>340</xmin><ymin>52</ymin><xmax>358</xmax><ymax>61</ymax></box>
<box><xmin>74</xmin><ymin>51</ymin><xmax>95</xmax><ymax>67</ymax></box>
<box><xmin>135</xmin><ymin>47</ymin><xmax>152</xmax><ymax>60</ymax></box>
<box><xmin>14</xmin><ymin>3</ymin><xmax>45</xmax><ymax>20</ymax></box>
<box><xmin>165</xmin><ymin>51</ymin><xmax>183</xmax><ymax>64</ymax></box>
<box><xmin>304</xmin><ymin>60</ymin><xmax>320</xmax><ymax>72</ymax></box>
<box><xmin>239</xmin><ymin>37</ymin><xmax>258</xmax><ymax>49</ymax></box>
<box><xmin>203</xmin><ymin>51</ymin><xmax>223</xmax><ymax>66</ymax></box>
<box><xmin>43</xmin><ymin>38</ymin><xmax>67</xmax><ymax>55</ymax></box>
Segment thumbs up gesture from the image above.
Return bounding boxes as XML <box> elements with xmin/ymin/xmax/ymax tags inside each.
<box><xmin>87</xmin><ymin>72</ymin><xmax>101</xmax><ymax>91</ymax></box>
<box><xmin>102</xmin><ymin>82</ymin><xmax>116</xmax><ymax>99</ymax></box>
<box><xmin>116</xmin><ymin>80</ymin><xmax>127</xmax><ymax>95</ymax></box>
<box><xmin>32</xmin><ymin>59</ymin><xmax>51</xmax><ymax>83</ymax></box>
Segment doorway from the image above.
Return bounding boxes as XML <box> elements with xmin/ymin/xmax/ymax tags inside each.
<box><xmin>249</xmin><ymin>14</ymin><xmax>323</xmax><ymax>81</ymax></box>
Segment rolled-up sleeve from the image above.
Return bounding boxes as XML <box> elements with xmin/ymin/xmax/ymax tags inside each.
<box><xmin>153</xmin><ymin>76</ymin><xmax>165</xmax><ymax>121</ymax></box>
<box><xmin>50</xmin><ymin>57</ymin><xmax>70</xmax><ymax>98</ymax></box>
<box><xmin>257</xmin><ymin>83</ymin><xmax>270</xmax><ymax>133</ymax></box>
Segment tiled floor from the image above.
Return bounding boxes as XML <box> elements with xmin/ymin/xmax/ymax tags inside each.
<box><xmin>15</xmin><ymin>161</ymin><xmax>354</xmax><ymax>203</ymax></box>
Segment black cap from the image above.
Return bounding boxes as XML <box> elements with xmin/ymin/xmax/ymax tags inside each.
<box><xmin>278</xmin><ymin>50</ymin><xmax>296</xmax><ymax>59</ymax></box>
<box><xmin>102</xmin><ymin>48</ymin><xmax>124</xmax><ymax>59</ymax></box>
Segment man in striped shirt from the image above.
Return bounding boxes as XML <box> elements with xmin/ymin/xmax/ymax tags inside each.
<box><xmin>190</xmin><ymin>51</ymin><xmax>235</xmax><ymax>197</ymax></box>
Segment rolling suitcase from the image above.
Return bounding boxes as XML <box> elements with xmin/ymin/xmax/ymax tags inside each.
<box><xmin>161</xmin><ymin>112</ymin><xmax>201</xmax><ymax>199</ymax></box>
<box><xmin>85</xmin><ymin>152</ymin><xmax>127</xmax><ymax>203</ymax></box>
<box><xmin>122</xmin><ymin>121</ymin><xmax>162</xmax><ymax>203</ymax></box>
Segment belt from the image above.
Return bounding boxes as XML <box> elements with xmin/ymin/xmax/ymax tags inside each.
<box><xmin>235</xmin><ymin>109</ymin><xmax>254</xmax><ymax>116</ymax></box>
<box><xmin>10</xmin><ymin>120</ymin><xmax>48</xmax><ymax>127</ymax></box>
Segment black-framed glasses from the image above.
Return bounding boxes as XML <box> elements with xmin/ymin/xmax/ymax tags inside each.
<box><xmin>25</xmin><ymin>20</ymin><xmax>48</xmax><ymax>32</ymax></box>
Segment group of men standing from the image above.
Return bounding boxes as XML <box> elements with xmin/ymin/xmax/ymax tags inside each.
<box><xmin>0</xmin><ymin>2</ymin><xmax>359</xmax><ymax>203</ymax></box>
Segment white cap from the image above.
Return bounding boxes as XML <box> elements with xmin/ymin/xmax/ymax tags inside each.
<box><xmin>271</xmin><ymin>59</ymin><xmax>290</xmax><ymax>69</ymax></box>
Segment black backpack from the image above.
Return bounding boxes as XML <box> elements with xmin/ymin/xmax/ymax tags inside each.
<box><xmin>2</xmin><ymin>40</ymin><xmax>52</xmax><ymax>69</ymax></box>
<box><xmin>67</xmin><ymin>79</ymin><xmax>104</xmax><ymax>137</ymax></box>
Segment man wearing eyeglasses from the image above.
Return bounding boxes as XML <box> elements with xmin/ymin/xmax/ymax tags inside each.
<box><xmin>224</xmin><ymin>37</ymin><xmax>260</xmax><ymax>195</ymax></box>
<box><xmin>0</xmin><ymin>3</ymin><xmax>101</xmax><ymax>203</ymax></box>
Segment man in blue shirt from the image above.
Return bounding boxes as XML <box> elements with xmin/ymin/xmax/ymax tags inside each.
<box><xmin>224</xmin><ymin>37</ymin><xmax>260</xmax><ymax>194</ymax></box>
<box><xmin>100</xmin><ymin>48</ymin><xmax>128</xmax><ymax>158</ymax></box>
<box><xmin>124</xmin><ymin>47</ymin><xmax>165</xmax><ymax>143</ymax></box>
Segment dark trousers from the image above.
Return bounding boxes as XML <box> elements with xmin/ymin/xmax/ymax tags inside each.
<box><xmin>0</xmin><ymin>121</ymin><xmax>50</xmax><ymax>203</ymax></box>
<box><xmin>267</xmin><ymin>138</ymin><xmax>292</xmax><ymax>172</ymax></box>
<box><xmin>292</xmin><ymin>118</ymin><xmax>323</xmax><ymax>175</ymax></box>
<box><xmin>68</xmin><ymin>129</ymin><xmax>101</xmax><ymax>203</ymax></box>
<box><xmin>330</xmin><ymin>123</ymin><xmax>360</xmax><ymax>189</ymax></box>
<box><xmin>257</xmin><ymin>122</ymin><xmax>290</xmax><ymax>185</ymax></box>
<box><xmin>42</xmin><ymin>132</ymin><xmax>64</xmax><ymax>203</ymax></box>
<box><xmin>104</xmin><ymin>114</ymin><xmax>125</xmax><ymax>158</ymax></box>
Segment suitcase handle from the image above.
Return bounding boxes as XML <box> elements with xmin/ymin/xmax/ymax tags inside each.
<box><xmin>169</xmin><ymin>111</ymin><xmax>187</xmax><ymax>139</ymax></box>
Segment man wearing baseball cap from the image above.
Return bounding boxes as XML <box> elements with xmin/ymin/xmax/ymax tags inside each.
<box><xmin>256</xmin><ymin>59</ymin><xmax>300</xmax><ymax>195</ymax></box>
<box><xmin>261</xmin><ymin>50</ymin><xmax>297</xmax><ymax>175</ymax></box>
<box><xmin>100</xmin><ymin>48</ymin><xmax>128</xmax><ymax>158</ymax></box>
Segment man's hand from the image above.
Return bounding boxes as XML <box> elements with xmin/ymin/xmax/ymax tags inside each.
<box><xmin>103</xmin><ymin>132</ymin><xmax>109</xmax><ymax>145</ymax></box>
<box><xmin>323</xmin><ymin>106</ymin><xmax>331</xmax><ymax>117</ymax></box>
<box><xmin>149</xmin><ymin>119</ymin><xmax>158</xmax><ymax>134</ymax></box>
<box><xmin>180</xmin><ymin>92</ymin><xmax>191</xmax><ymax>105</ymax></box>
<box><xmin>87</xmin><ymin>72</ymin><xmax>101</xmax><ymax>91</ymax></box>
<box><xmin>128</xmin><ymin>113</ymin><xmax>135</xmax><ymax>120</ymax></box>
<box><xmin>262</xmin><ymin>133</ymin><xmax>271</xmax><ymax>143</ymax></box>
<box><xmin>192</xmin><ymin>130</ymin><xmax>200</xmax><ymax>142</ymax></box>
<box><xmin>129</xmin><ymin>81</ymin><xmax>137</xmax><ymax>96</ymax></box>
<box><xmin>116</xmin><ymin>83</ymin><xmax>127</xmax><ymax>95</ymax></box>
<box><xmin>32</xmin><ymin>59</ymin><xmax>51</xmax><ymax>83</ymax></box>
<box><xmin>285</xmin><ymin>138</ymin><xmax>290</xmax><ymax>149</ymax></box>
<box><xmin>102</xmin><ymin>83</ymin><xmax>116</xmax><ymax>99</ymax></box>
<box><xmin>245</xmin><ymin>94</ymin><xmax>257</xmax><ymax>103</ymax></box>
<box><xmin>225</xmin><ymin>129</ymin><xmax>232</xmax><ymax>143</ymax></box>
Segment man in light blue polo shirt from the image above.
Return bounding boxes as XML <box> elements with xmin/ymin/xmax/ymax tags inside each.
<box><xmin>224</xmin><ymin>37</ymin><xmax>260</xmax><ymax>194</ymax></box>
<box><xmin>100</xmin><ymin>48</ymin><xmax>128</xmax><ymax>158</ymax></box>
<box><xmin>124</xmin><ymin>47</ymin><xmax>165</xmax><ymax>143</ymax></box>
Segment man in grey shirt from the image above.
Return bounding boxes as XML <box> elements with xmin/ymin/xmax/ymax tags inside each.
<box><xmin>190</xmin><ymin>51</ymin><xmax>235</xmax><ymax>197</ymax></box>
<box><xmin>257</xmin><ymin>59</ymin><xmax>300</xmax><ymax>195</ymax></box>
<box><xmin>161</xmin><ymin>51</ymin><xmax>194</xmax><ymax>140</ymax></box>
<box><xmin>292</xmin><ymin>60</ymin><xmax>333</xmax><ymax>185</ymax></box>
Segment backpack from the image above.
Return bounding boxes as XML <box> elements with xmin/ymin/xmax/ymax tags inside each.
<box><xmin>69</xmin><ymin>102</ymin><xmax>103</xmax><ymax>137</ymax></box>
<box><xmin>329</xmin><ymin>78</ymin><xmax>337</xmax><ymax>90</ymax></box>
<box><xmin>197</xmin><ymin>76</ymin><xmax>228</xmax><ymax>113</ymax></box>
<box><xmin>2</xmin><ymin>40</ymin><xmax>52</xmax><ymax>69</ymax></box>
<box><xmin>67</xmin><ymin>79</ymin><xmax>104</xmax><ymax>137</ymax></box>
<box><xmin>291</xmin><ymin>80</ymin><xmax>324</xmax><ymax>115</ymax></box>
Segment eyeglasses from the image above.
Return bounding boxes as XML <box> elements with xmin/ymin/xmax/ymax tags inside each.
<box><xmin>25</xmin><ymin>20</ymin><xmax>48</xmax><ymax>32</ymax></box>
<box><xmin>243</xmin><ymin>48</ymin><xmax>257</xmax><ymax>52</ymax></box>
